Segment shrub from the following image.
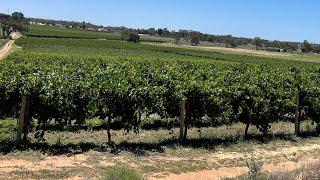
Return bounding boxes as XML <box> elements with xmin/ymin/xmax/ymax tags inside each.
<box><xmin>85</xmin><ymin>118</ymin><xmax>104</xmax><ymax>127</ymax></box>
<box><xmin>100</xmin><ymin>165</ymin><xmax>143</xmax><ymax>180</ymax></box>
<box><xmin>246</xmin><ymin>158</ymin><xmax>264</xmax><ymax>180</ymax></box>
<box><xmin>121</xmin><ymin>30</ymin><xmax>140</xmax><ymax>43</ymax></box>
<box><xmin>0</xmin><ymin>118</ymin><xmax>16</xmax><ymax>134</ymax></box>
<box><xmin>0</xmin><ymin>118</ymin><xmax>16</xmax><ymax>141</ymax></box>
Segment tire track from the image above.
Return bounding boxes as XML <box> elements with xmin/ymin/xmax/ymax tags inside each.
<box><xmin>0</xmin><ymin>40</ymin><xmax>14</xmax><ymax>59</ymax></box>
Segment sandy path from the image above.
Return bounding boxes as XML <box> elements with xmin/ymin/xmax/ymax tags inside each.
<box><xmin>156</xmin><ymin>159</ymin><xmax>318</xmax><ymax>180</ymax></box>
<box><xmin>150</xmin><ymin>167</ymin><xmax>248</xmax><ymax>180</ymax></box>
<box><xmin>0</xmin><ymin>141</ymin><xmax>319</xmax><ymax>179</ymax></box>
<box><xmin>152</xmin><ymin>143</ymin><xmax>320</xmax><ymax>180</ymax></box>
<box><xmin>0</xmin><ymin>40</ymin><xmax>14</xmax><ymax>59</ymax></box>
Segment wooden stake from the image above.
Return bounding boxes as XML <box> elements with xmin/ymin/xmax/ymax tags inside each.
<box><xmin>23</xmin><ymin>96</ymin><xmax>31</xmax><ymax>141</ymax></box>
<box><xmin>179</xmin><ymin>99</ymin><xmax>186</xmax><ymax>142</ymax></box>
<box><xmin>107</xmin><ymin>113</ymin><xmax>112</xmax><ymax>145</ymax></box>
<box><xmin>295</xmin><ymin>91</ymin><xmax>301</xmax><ymax>136</ymax></box>
<box><xmin>16</xmin><ymin>96</ymin><xmax>28</xmax><ymax>145</ymax></box>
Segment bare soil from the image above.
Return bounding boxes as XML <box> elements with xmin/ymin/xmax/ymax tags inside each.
<box><xmin>0</xmin><ymin>141</ymin><xmax>319</xmax><ymax>179</ymax></box>
<box><xmin>9</xmin><ymin>32</ymin><xmax>22</xmax><ymax>40</ymax></box>
<box><xmin>1</xmin><ymin>122</ymin><xmax>320</xmax><ymax>179</ymax></box>
<box><xmin>0</xmin><ymin>40</ymin><xmax>14</xmax><ymax>59</ymax></box>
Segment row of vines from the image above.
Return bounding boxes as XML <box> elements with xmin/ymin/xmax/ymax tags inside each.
<box><xmin>0</xmin><ymin>37</ymin><xmax>319</xmax><ymax>144</ymax></box>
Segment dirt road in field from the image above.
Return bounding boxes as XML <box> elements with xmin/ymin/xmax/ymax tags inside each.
<box><xmin>152</xmin><ymin>142</ymin><xmax>320</xmax><ymax>180</ymax></box>
<box><xmin>0</xmin><ymin>40</ymin><xmax>14</xmax><ymax>59</ymax></box>
<box><xmin>0</xmin><ymin>140</ymin><xmax>320</xmax><ymax>179</ymax></box>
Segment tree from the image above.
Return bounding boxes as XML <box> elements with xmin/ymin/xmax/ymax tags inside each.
<box><xmin>12</xmin><ymin>12</ymin><xmax>24</xmax><ymax>20</ymax></box>
<box><xmin>1</xmin><ymin>20</ymin><xmax>29</xmax><ymax>38</ymax></box>
<box><xmin>179</xmin><ymin>29</ymin><xmax>189</xmax><ymax>39</ymax></box>
<box><xmin>312</xmin><ymin>45</ymin><xmax>320</xmax><ymax>54</ymax></box>
<box><xmin>0</xmin><ymin>13</ymin><xmax>11</xmax><ymax>20</ymax></box>
<box><xmin>301</xmin><ymin>40</ymin><xmax>312</xmax><ymax>53</ymax></box>
<box><xmin>121</xmin><ymin>30</ymin><xmax>140</xmax><ymax>43</ymax></box>
<box><xmin>157</xmin><ymin>28</ymin><xmax>163</xmax><ymax>36</ymax></box>
<box><xmin>128</xmin><ymin>33</ymin><xmax>140</xmax><ymax>43</ymax></box>
<box><xmin>0</xmin><ymin>12</ymin><xmax>27</xmax><ymax>38</ymax></box>
<box><xmin>174</xmin><ymin>32</ymin><xmax>181</xmax><ymax>45</ymax></box>
<box><xmin>226</xmin><ymin>38</ymin><xmax>237</xmax><ymax>48</ymax></box>
<box><xmin>162</xmin><ymin>28</ymin><xmax>170</xmax><ymax>37</ymax></box>
<box><xmin>253</xmin><ymin>37</ymin><xmax>263</xmax><ymax>50</ymax></box>
<box><xmin>81</xmin><ymin>21</ymin><xmax>86</xmax><ymax>29</ymax></box>
<box><xmin>148</xmin><ymin>28</ymin><xmax>156</xmax><ymax>35</ymax></box>
<box><xmin>207</xmin><ymin>35</ymin><xmax>215</xmax><ymax>43</ymax></box>
<box><xmin>190</xmin><ymin>31</ymin><xmax>201</xmax><ymax>46</ymax></box>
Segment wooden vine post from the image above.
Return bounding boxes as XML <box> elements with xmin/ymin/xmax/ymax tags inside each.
<box><xmin>106</xmin><ymin>103</ymin><xmax>114</xmax><ymax>145</ymax></box>
<box><xmin>179</xmin><ymin>98</ymin><xmax>187</xmax><ymax>143</ymax></box>
<box><xmin>295</xmin><ymin>90</ymin><xmax>301</xmax><ymax>136</ymax></box>
<box><xmin>107</xmin><ymin>112</ymin><xmax>112</xmax><ymax>145</ymax></box>
<box><xmin>23</xmin><ymin>96</ymin><xmax>32</xmax><ymax>141</ymax></box>
<box><xmin>16</xmin><ymin>96</ymin><xmax>28</xmax><ymax>145</ymax></box>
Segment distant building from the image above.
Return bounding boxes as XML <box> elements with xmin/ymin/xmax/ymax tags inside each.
<box><xmin>86</xmin><ymin>27</ymin><xmax>96</xmax><ymax>31</ymax></box>
<box><xmin>29</xmin><ymin>21</ymin><xmax>46</xmax><ymax>26</ymax></box>
<box><xmin>98</xmin><ymin>28</ymin><xmax>109</xmax><ymax>32</ymax></box>
<box><xmin>266</xmin><ymin>47</ymin><xmax>285</xmax><ymax>53</ymax></box>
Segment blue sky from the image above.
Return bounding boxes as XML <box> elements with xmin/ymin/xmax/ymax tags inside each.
<box><xmin>1</xmin><ymin>0</ymin><xmax>319</xmax><ymax>43</ymax></box>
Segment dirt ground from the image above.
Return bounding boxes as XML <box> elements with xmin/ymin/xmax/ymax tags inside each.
<box><xmin>9</xmin><ymin>32</ymin><xmax>22</xmax><ymax>40</ymax></box>
<box><xmin>0</xmin><ymin>40</ymin><xmax>14</xmax><ymax>59</ymax></box>
<box><xmin>1</xmin><ymin>121</ymin><xmax>320</xmax><ymax>179</ymax></box>
<box><xmin>0</xmin><ymin>139</ymin><xmax>319</xmax><ymax>179</ymax></box>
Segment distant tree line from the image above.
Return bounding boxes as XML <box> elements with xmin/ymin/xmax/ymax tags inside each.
<box><xmin>135</xmin><ymin>28</ymin><xmax>320</xmax><ymax>53</ymax></box>
<box><xmin>0</xmin><ymin>12</ymin><xmax>28</xmax><ymax>38</ymax></box>
<box><xmin>27</xmin><ymin>17</ymin><xmax>99</xmax><ymax>29</ymax></box>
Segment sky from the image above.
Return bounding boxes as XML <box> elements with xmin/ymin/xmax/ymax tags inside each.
<box><xmin>0</xmin><ymin>0</ymin><xmax>319</xmax><ymax>43</ymax></box>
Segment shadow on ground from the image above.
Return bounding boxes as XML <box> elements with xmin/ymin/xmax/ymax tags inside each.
<box><xmin>0</xmin><ymin>130</ymin><xmax>318</xmax><ymax>156</ymax></box>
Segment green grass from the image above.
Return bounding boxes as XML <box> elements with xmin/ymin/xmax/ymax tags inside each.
<box><xmin>140</xmin><ymin>34</ymin><xmax>173</xmax><ymax>43</ymax></box>
<box><xmin>0</xmin><ymin>39</ymin><xmax>9</xmax><ymax>47</ymax></box>
<box><xmin>100</xmin><ymin>165</ymin><xmax>143</xmax><ymax>180</ymax></box>
<box><xmin>15</xmin><ymin>37</ymin><xmax>320</xmax><ymax>66</ymax></box>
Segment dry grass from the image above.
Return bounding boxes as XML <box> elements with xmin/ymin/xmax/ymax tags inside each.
<box><xmin>1</xmin><ymin>121</ymin><xmax>320</xmax><ymax>179</ymax></box>
<box><xmin>232</xmin><ymin>159</ymin><xmax>320</xmax><ymax>180</ymax></box>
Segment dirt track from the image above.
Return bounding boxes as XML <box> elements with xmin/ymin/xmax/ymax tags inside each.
<box><xmin>0</xmin><ymin>141</ymin><xmax>319</xmax><ymax>179</ymax></box>
<box><xmin>0</xmin><ymin>40</ymin><xmax>14</xmax><ymax>59</ymax></box>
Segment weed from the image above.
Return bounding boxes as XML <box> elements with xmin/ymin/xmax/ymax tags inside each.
<box><xmin>100</xmin><ymin>165</ymin><xmax>143</xmax><ymax>180</ymax></box>
<box><xmin>246</xmin><ymin>158</ymin><xmax>263</xmax><ymax>179</ymax></box>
